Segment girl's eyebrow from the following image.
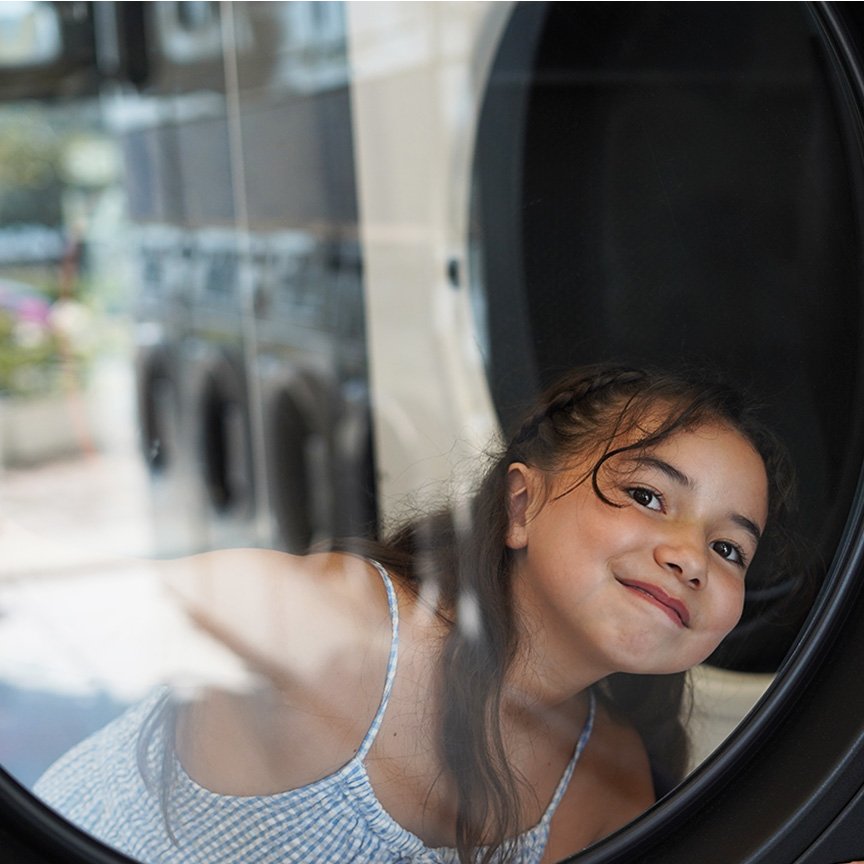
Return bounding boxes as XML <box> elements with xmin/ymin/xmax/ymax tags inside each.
<box><xmin>730</xmin><ymin>513</ymin><xmax>762</xmax><ymax>545</ymax></box>
<box><xmin>630</xmin><ymin>455</ymin><xmax>694</xmax><ymax>489</ymax></box>
<box><xmin>631</xmin><ymin>455</ymin><xmax>763</xmax><ymax>545</ymax></box>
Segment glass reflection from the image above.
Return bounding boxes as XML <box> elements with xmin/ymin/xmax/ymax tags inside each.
<box><xmin>0</xmin><ymin>2</ymin><xmax>857</xmax><ymax>863</ymax></box>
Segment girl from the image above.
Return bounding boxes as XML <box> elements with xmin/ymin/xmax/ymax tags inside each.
<box><xmin>35</xmin><ymin>364</ymin><xmax>794</xmax><ymax>864</ymax></box>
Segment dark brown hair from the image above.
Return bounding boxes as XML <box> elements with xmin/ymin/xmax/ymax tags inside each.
<box><xmin>348</xmin><ymin>363</ymin><xmax>797</xmax><ymax>863</ymax></box>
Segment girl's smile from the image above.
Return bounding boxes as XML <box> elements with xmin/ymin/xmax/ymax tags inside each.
<box><xmin>615</xmin><ymin>578</ymin><xmax>690</xmax><ymax>628</ymax></box>
<box><xmin>505</xmin><ymin>422</ymin><xmax>769</xmax><ymax>688</ymax></box>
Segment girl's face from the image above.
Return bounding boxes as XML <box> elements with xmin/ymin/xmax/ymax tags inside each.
<box><xmin>506</xmin><ymin>422</ymin><xmax>769</xmax><ymax>679</ymax></box>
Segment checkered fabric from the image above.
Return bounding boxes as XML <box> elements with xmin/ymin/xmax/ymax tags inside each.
<box><xmin>34</xmin><ymin>561</ymin><xmax>595</xmax><ymax>863</ymax></box>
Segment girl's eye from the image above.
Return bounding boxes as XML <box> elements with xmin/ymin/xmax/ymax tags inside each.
<box><xmin>712</xmin><ymin>540</ymin><xmax>747</xmax><ymax>568</ymax></box>
<box><xmin>627</xmin><ymin>487</ymin><xmax>663</xmax><ymax>511</ymax></box>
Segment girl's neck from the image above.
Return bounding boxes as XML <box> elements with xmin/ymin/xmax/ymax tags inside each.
<box><xmin>503</xmin><ymin>641</ymin><xmax>599</xmax><ymax>724</ymax></box>
<box><xmin>506</xmin><ymin>584</ymin><xmax>610</xmax><ymax>711</ymax></box>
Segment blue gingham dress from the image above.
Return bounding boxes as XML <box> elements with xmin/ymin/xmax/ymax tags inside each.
<box><xmin>35</xmin><ymin>562</ymin><xmax>596</xmax><ymax>863</ymax></box>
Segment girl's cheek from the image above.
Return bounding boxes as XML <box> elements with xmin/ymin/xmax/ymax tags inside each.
<box><xmin>722</xmin><ymin>580</ymin><xmax>747</xmax><ymax>632</ymax></box>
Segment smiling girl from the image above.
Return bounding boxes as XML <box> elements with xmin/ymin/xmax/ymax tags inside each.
<box><xmin>35</xmin><ymin>365</ymin><xmax>796</xmax><ymax>864</ymax></box>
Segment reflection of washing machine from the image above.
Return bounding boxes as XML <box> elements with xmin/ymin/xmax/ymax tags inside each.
<box><xmin>189</xmin><ymin>346</ymin><xmax>253</xmax><ymax>542</ymax></box>
<box><xmin>133</xmin><ymin>227</ymin><xmax>191</xmax><ymax>474</ymax></box>
<box><xmin>133</xmin><ymin>226</ymin><xmax>200</xmax><ymax>555</ymax></box>
<box><xmin>259</xmin><ymin>371</ymin><xmax>375</xmax><ymax>553</ymax></box>
<box><xmin>254</xmin><ymin>232</ymin><xmax>376</xmax><ymax>552</ymax></box>
<box><xmin>180</xmin><ymin>230</ymin><xmax>256</xmax><ymax>552</ymax></box>
<box><xmin>136</xmin><ymin>227</ymin><xmax>256</xmax><ymax>554</ymax></box>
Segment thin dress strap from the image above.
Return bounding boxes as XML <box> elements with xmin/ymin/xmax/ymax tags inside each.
<box><xmin>540</xmin><ymin>691</ymin><xmax>597</xmax><ymax>828</ymax></box>
<box><xmin>355</xmin><ymin>559</ymin><xmax>400</xmax><ymax>761</ymax></box>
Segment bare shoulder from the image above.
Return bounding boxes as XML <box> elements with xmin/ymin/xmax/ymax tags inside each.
<box><xmin>167</xmin><ymin>550</ymin><xmax>399</xmax><ymax>795</ymax></box>
<box><xmin>162</xmin><ymin>549</ymin><xmax>394</xmax><ymax>675</ymax></box>
<box><xmin>547</xmin><ymin>700</ymin><xmax>655</xmax><ymax>859</ymax></box>
<box><xmin>163</xmin><ymin>547</ymin><xmax>385</xmax><ymax>604</ymax></box>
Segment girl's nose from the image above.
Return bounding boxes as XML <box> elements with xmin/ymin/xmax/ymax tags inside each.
<box><xmin>654</xmin><ymin>531</ymin><xmax>708</xmax><ymax>588</ymax></box>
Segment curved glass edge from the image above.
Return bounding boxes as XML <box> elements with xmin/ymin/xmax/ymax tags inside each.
<box><xmin>0</xmin><ymin>765</ymin><xmax>137</xmax><ymax>864</ymax></box>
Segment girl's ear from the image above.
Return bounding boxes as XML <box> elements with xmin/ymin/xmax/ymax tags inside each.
<box><xmin>505</xmin><ymin>463</ymin><xmax>539</xmax><ymax>550</ymax></box>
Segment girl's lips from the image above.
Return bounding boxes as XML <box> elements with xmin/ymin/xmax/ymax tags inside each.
<box><xmin>617</xmin><ymin>578</ymin><xmax>691</xmax><ymax>628</ymax></box>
